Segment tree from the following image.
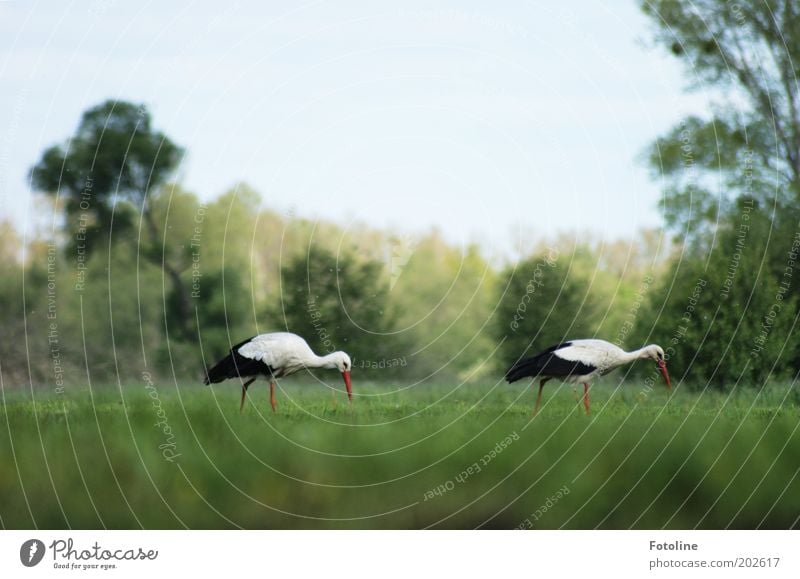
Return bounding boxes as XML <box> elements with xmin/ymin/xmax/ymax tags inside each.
<box><xmin>275</xmin><ymin>246</ymin><xmax>404</xmax><ymax>378</ymax></box>
<box><xmin>493</xmin><ymin>248</ymin><xmax>601</xmax><ymax>373</ymax></box>
<box><xmin>640</xmin><ymin>0</ymin><xmax>800</xmax><ymax>381</ymax></box>
<box><xmin>631</xmin><ymin>199</ymin><xmax>799</xmax><ymax>388</ymax></box>
<box><xmin>389</xmin><ymin>232</ymin><xmax>497</xmax><ymax>380</ymax></box>
<box><xmin>641</xmin><ymin>0</ymin><xmax>800</xmax><ymax>233</ymax></box>
<box><xmin>28</xmin><ymin>101</ymin><xmax>194</xmax><ymax>338</ymax></box>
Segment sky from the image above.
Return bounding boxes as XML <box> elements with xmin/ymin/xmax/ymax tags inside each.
<box><xmin>0</xmin><ymin>0</ymin><xmax>712</xmax><ymax>256</ymax></box>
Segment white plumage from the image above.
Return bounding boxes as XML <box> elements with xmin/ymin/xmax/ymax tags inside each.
<box><xmin>238</xmin><ymin>333</ymin><xmax>322</xmax><ymax>377</ymax></box>
<box><xmin>505</xmin><ymin>339</ymin><xmax>671</xmax><ymax>414</ymax></box>
<box><xmin>544</xmin><ymin>340</ymin><xmax>638</xmax><ymax>377</ymax></box>
<box><xmin>204</xmin><ymin>332</ymin><xmax>353</xmax><ymax>413</ymax></box>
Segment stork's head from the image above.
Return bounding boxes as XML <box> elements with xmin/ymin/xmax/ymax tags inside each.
<box><xmin>328</xmin><ymin>351</ymin><xmax>352</xmax><ymax>372</ymax></box>
<box><xmin>329</xmin><ymin>351</ymin><xmax>353</xmax><ymax>401</ymax></box>
<box><xmin>643</xmin><ymin>344</ymin><xmax>671</xmax><ymax>389</ymax></box>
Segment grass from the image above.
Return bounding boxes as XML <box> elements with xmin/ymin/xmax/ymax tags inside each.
<box><xmin>1</xmin><ymin>378</ymin><xmax>799</xmax><ymax>529</ymax></box>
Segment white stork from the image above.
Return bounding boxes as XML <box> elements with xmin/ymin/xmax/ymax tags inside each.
<box><xmin>505</xmin><ymin>339</ymin><xmax>671</xmax><ymax>415</ymax></box>
<box><xmin>203</xmin><ymin>332</ymin><xmax>353</xmax><ymax>413</ymax></box>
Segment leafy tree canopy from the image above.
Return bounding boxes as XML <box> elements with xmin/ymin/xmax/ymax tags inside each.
<box><xmin>275</xmin><ymin>245</ymin><xmax>407</xmax><ymax>377</ymax></box>
<box><xmin>641</xmin><ymin>0</ymin><xmax>800</xmax><ymax>233</ymax></box>
<box><xmin>30</xmin><ymin>100</ymin><xmax>183</xmax><ymax>250</ymax></box>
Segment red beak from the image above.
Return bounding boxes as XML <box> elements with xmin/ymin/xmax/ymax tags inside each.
<box><xmin>657</xmin><ymin>360</ymin><xmax>671</xmax><ymax>389</ymax></box>
<box><xmin>342</xmin><ymin>371</ymin><xmax>352</xmax><ymax>402</ymax></box>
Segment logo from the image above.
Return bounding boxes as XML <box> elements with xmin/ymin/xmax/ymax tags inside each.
<box><xmin>20</xmin><ymin>539</ymin><xmax>45</xmax><ymax>567</ymax></box>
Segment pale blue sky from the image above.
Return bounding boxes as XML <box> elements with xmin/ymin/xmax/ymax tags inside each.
<box><xmin>0</xmin><ymin>0</ymin><xmax>711</xmax><ymax>255</ymax></box>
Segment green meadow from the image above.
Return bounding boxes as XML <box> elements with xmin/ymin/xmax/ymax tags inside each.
<box><xmin>1</xmin><ymin>381</ymin><xmax>798</xmax><ymax>529</ymax></box>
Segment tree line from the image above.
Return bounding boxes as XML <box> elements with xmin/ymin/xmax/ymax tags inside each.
<box><xmin>2</xmin><ymin>0</ymin><xmax>798</xmax><ymax>392</ymax></box>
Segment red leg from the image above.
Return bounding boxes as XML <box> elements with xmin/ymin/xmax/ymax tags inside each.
<box><xmin>270</xmin><ymin>382</ymin><xmax>277</xmax><ymax>413</ymax></box>
<box><xmin>239</xmin><ymin>378</ymin><xmax>256</xmax><ymax>413</ymax></box>
<box><xmin>583</xmin><ymin>383</ymin><xmax>590</xmax><ymax>415</ymax></box>
<box><xmin>533</xmin><ymin>378</ymin><xmax>549</xmax><ymax>415</ymax></box>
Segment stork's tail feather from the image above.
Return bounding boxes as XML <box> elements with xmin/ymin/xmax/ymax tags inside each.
<box><xmin>204</xmin><ymin>353</ymin><xmax>238</xmax><ymax>385</ymax></box>
<box><xmin>505</xmin><ymin>356</ymin><xmax>545</xmax><ymax>383</ymax></box>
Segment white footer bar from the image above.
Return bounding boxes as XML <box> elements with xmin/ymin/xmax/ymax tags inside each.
<box><xmin>1</xmin><ymin>530</ymin><xmax>796</xmax><ymax>578</ymax></box>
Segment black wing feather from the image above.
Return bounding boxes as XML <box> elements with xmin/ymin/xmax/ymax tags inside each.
<box><xmin>203</xmin><ymin>336</ymin><xmax>271</xmax><ymax>384</ymax></box>
<box><xmin>505</xmin><ymin>342</ymin><xmax>596</xmax><ymax>383</ymax></box>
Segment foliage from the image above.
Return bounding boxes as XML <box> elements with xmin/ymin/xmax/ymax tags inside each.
<box><xmin>274</xmin><ymin>245</ymin><xmax>407</xmax><ymax>378</ymax></box>
<box><xmin>492</xmin><ymin>247</ymin><xmax>601</xmax><ymax>373</ymax></box>
<box><xmin>29</xmin><ymin>100</ymin><xmax>183</xmax><ymax>252</ymax></box>
<box><xmin>632</xmin><ymin>201</ymin><xmax>800</xmax><ymax>388</ymax></box>
<box><xmin>27</xmin><ymin>101</ymin><xmax>207</xmax><ymax>341</ymax></box>
<box><xmin>638</xmin><ymin>0</ymin><xmax>800</xmax><ymax>384</ymax></box>
<box><xmin>389</xmin><ymin>232</ymin><xmax>497</xmax><ymax>380</ymax></box>
<box><xmin>641</xmin><ymin>0</ymin><xmax>800</xmax><ymax>232</ymax></box>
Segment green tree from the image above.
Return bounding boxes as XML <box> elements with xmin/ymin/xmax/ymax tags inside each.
<box><xmin>641</xmin><ymin>0</ymin><xmax>800</xmax><ymax>232</ymax></box>
<box><xmin>640</xmin><ymin>0</ymin><xmax>800</xmax><ymax>381</ymax></box>
<box><xmin>493</xmin><ymin>249</ymin><xmax>600</xmax><ymax>373</ymax></box>
<box><xmin>390</xmin><ymin>232</ymin><xmax>497</xmax><ymax>380</ymax></box>
<box><xmin>642</xmin><ymin>0</ymin><xmax>800</xmax><ymax>232</ymax></box>
<box><xmin>632</xmin><ymin>200</ymin><xmax>799</xmax><ymax>388</ymax></box>
<box><xmin>275</xmin><ymin>246</ymin><xmax>404</xmax><ymax>378</ymax></box>
<box><xmin>28</xmin><ymin>101</ymin><xmax>195</xmax><ymax>338</ymax></box>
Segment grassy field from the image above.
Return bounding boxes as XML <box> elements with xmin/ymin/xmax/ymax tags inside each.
<box><xmin>1</xmin><ymin>379</ymin><xmax>798</xmax><ymax>529</ymax></box>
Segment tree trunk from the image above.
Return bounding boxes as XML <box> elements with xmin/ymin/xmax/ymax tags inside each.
<box><xmin>142</xmin><ymin>201</ymin><xmax>193</xmax><ymax>340</ymax></box>
<box><xmin>164</xmin><ymin>261</ymin><xmax>193</xmax><ymax>340</ymax></box>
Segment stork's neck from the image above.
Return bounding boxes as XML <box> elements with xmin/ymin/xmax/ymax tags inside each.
<box><xmin>309</xmin><ymin>352</ymin><xmax>340</xmax><ymax>369</ymax></box>
<box><xmin>622</xmin><ymin>346</ymin><xmax>652</xmax><ymax>363</ymax></box>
